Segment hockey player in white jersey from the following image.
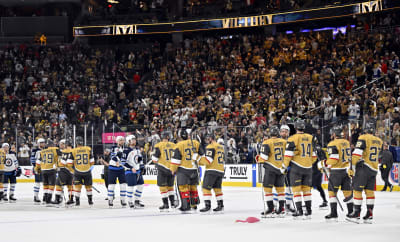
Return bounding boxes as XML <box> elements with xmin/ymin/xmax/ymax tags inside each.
<box><xmin>31</xmin><ymin>138</ymin><xmax>46</xmax><ymax>203</ymax></box>
<box><xmin>108</xmin><ymin>136</ymin><xmax>127</xmax><ymax>208</ymax></box>
<box><xmin>2</xmin><ymin>143</ymin><xmax>20</xmax><ymax>202</ymax></box>
<box><xmin>125</xmin><ymin>135</ymin><xmax>145</xmax><ymax>208</ymax></box>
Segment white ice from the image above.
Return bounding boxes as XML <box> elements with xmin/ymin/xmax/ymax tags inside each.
<box><xmin>1</xmin><ymin>183</ymin><xmax>399</xmax><ymax>242</ymax></box>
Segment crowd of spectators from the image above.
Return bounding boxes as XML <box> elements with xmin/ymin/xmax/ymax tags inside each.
<box><xmin>0</xmin><ymin>12</ymin><xmax>399</xmax><ymax>164</ymax></box>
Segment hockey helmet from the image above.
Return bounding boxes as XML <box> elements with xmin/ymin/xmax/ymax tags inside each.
<box><xmin>161</xmin><ymin>131</ymin><xmax>171</xmax><ymax>140</ymax></box>
<box><xmin>269</xmin><ymin>125</ymin><xmax>280</xmax><ymax>137</ymax></box>
<box><xmin>76</xmin><ymin>136</ymin><xmax>84</xmax><ymax>146</ymax></box>
<box><xmin>330</xmin><ymin>125</ymin><xmax>343</xmax><ymax>137</ymax></box>
<box><xmin>125</xmin><ymin>135</ymin><xmax>136</xmax><ymax>145</ymax></box>
<box><xmin>37</xmin><ymin>138</ymin><xmax>45</xmax><ymax>144</ymax></box>
<box><xmin>116</xmin><ymin>136</ymin><xmax>125</xmax><ymax>143</ymax></box>
<box><xmin>178</xmin><ymin>128</ymin><xmax>189</xmax><ymax>140</ymax></box>
<box><xmin>280</xmin><ymin>124</ymin><xmax>290</xmax><ymax>132</ymax></box>
<box><xmin>294</xmin><ymin>119</ymin><xmax>306</xmax><ymax>131</ymax></box>
<box><xmin>47</xmin><ymin>139</ymin><xmax>55</xmax><ymax>147</ymax></box>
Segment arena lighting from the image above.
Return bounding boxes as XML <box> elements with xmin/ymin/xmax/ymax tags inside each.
<box><xmin>107</xmin><ymin>0</ymin><xmax>119</xmax><ymax>3</ymax></box>
<box><xmin>286</xmin><ymin>25</ymin><xmax>355</xmax><ymax>38</ymax></box>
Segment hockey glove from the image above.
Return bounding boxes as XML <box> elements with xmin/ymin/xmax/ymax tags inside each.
<box><xmin>16</xmin><ymin>167</ymin><xmax>22</xmax><ymax>177</ymax></box>
<box><xmin>346</xmin><ymin>167</ymin><xmax>354</xmax><ymax>177</ymax></box>
<box><xmin>34</xmin><ymin>166</ymin><xmax>41</xmax><ymax>174</ymax></box>
<box><xmin>192</xmin><ymin>153</ymin><xmax>200</xmax><ymax>162</ymax></box>
<box><xmin>280</xmin><ymin>165</ymin><xmax>288</xmax><ymax>175</ymax></box>
<box><xmin>141</xmin><ymin>166</ymin><xmax>146</xmax><ymax>175</ymax></box>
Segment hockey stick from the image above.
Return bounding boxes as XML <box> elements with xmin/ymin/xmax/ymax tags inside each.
<box><xmin>92</xmin><ymin>185</ymin><xmax>100</xmax><ymax>193</ymax></box>
<box><xmin>322</xmin><ymin>167</ymin><xmax>344</xmax><ymax>212</ymax></box>
<box><xmin>189</xmin><ymin>126</ymin><xmax>200</xmax><ymax>183</ymax></box>
<box><xmin>173</xmin><ymin>174</ymin><xmax>181</xmax><ymax>209</ymax></box>
<box><xmin>257</xmin><ymin>162</ymin><xmax>267</xmax><ymax>216</ymax></box>
<box><xmin>284</xmin><ymin>174</ymin><xmax>297</xmax><ymax>212</ymax></box>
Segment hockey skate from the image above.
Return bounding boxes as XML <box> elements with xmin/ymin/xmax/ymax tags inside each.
<box><xmin>325</xmin><ymin>213</ymin><xmax>338</xmax><ymax>222</ymax></box>
<box><xmin>346</xmin><ymin>211</ymin><xmax>361</xmax><ymax>224</ymax></box>
<box><xmin>275</xmin><ymin>207</ymin><xmax>286</xmax><ymax>218</ymax></box>
<box><xmin>52</xmin><ymin>195</ymin><xmax>62</xmax><ymax>208</ymax></box>
<box><xmin>88</xmin><ymin>195</ymin><xmax>94</xmax><ymax>207</ymax></box>
<box><xmin>120</xmin><ymin>200</ymin><xmax>127</xmax><ymax>208</ymax></box>
<box><xmin>200</xmin><ymin>200</ymin><xmax>211</xmax><ymax>214</ymax></box>
<box><xmin>159</xmin><ymin>198</ymin><xmax>169</xmax><ymax>212</ymax></box>
<box><xmin>304</xmin><ymin>209</ymin><xmax>312</xmax><ymax>220</ymax></box>
<box><xmin>319</xmin><ymin>201</ymin><xmax>328</xmax><ymax>210</ymax></box>
<box><xmin>292</xmin><ymin>209</ymin><xmax>304</xmax><ymax>220</ymax></box>
<box><xmin>34</xmin><ymin>196</ymin><xmax>41</xmax><ymax>204</ymax></box>
<box><xmin>108</xmin><ymin>199</ymin><xmax>113</xmax><ymax>208</ymax></box>
<box><xmin>169</xmin><ymin>195</ymin><xmax>177</xmax><ymax>209</ymax></box>
<box><xmin>2</xmin><ymin>194</ymin><xmax>8</xmax><ymax>202</ymax></box>
<box><xmin>213</xmin><ymin>200</ymin><xmax>224</xmax><ymax>213</ymax></box>
<box><xmin>261</xmin><ymin>209</ymin><xmax>275</xmax><ymax>218</ymax></box>
<box><xmin>9</xmin><ymin>195</ymin><xmax>17</xmax><ymax>203</ymax></box>
<box><xmin>75</xmin><ymin>197</ymin><xmax>80</xmax><ymax>208</ymax></box>
<box><xmin>128</xmin><ymin>201</ymin><xmax>135</xmax><ymax>209</ymax></box>
<box><xmin>135</xmin><ymin>200</ymin><xmax>145</xmax><ymax>208</ymax></box>
<box><xmin>363</xmin><ymin>209</ymin><xmax>373</xmax><ymax>224</ymax></box>
<box><xmin>285</xmin><ymin>204</ymin><xmax>296</xmax><ymax>215</ymax></box>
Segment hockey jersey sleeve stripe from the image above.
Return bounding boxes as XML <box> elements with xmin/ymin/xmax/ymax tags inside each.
<box><xmin>205</xmin><ymin>156</ymin><xmax>213</xmax><ymax>164</ymax></box>
<box><xmin>329</xmin><ymin>154</ymin><xmax>340</xmax><ymax>160</ymax></box>
<box><xmin>152</xmin><ymin>156</ymin><xmax>159</xmax><ymax>161</ymax></box>
<box><xmin>260</xmin><ymin>153</ymin><xmax>268</xmax><ymax>160</ymax></box>
<box><xmin>284</xmin><ymin>150</ymin><xmax>294</xmax><ymax>157</ymax></box>
<box><xmin>353</xmin><ymin>148</ymin><xmax>363</xmax><ymax>156</ymax></box>
<box><xmin>171</xmin><ymin>158</ymin><xmax>181</xmax><ymax>165</ymax></box>
<box><xmin>60</xmin><ymin>159</ymin><xmax>67</xmax><ymax>165</ymax></box>
<box><xmin>67</xmin><ymin>159</ymin><xmax>73</xmax><ymax>164</ymax></box>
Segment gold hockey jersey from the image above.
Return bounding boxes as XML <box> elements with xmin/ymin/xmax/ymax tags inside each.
<box><xmin>200</xmin><ymin>142</ymin><xmax>224</xmax><ymax>174</ymax></box>
<box><xmin>171</xmin><ymin>139</ymin><xmax>204</xmax><ymax>172</ymax></box>
<box><xmin>59</xmin><ymin>148</ymin><xmax>74</xmax><ymax>173</ymax></box>
<box><xmin>326</xmin><ymin>138</ymin><xmax>351</xmax><ymax>170</ymax></box>
<box><xmin>72</xmin><ymin>146</ymin><xmax>94</xmax><ymax>173</ymax></box>
<box><xmin>258</xmin><ymin>137</ymin><xmax>286</xmax><ymax>170</ymax></box>
<box><xmin>283</xmin><ymin>133</ymin><xmax>317</xmax><ymax>169</ymax></box>
<box><xmin>0</xmin><ymin>149</ymin><xmax>5</xmax><ymax>171</ymax></box>
<box><xmin>37</xmin><ymin>147</ymin><xmax>61</xmax><ymax>171</ymax></box>
<box><xmin>152</xmin><ymin>141</ymin><xmax>175</xmax><ymax>171</ymax></box>
<box><xmin>352</xmin><ymin>134</ymin><xmax>383</xmax><ymax>172</ymax></box>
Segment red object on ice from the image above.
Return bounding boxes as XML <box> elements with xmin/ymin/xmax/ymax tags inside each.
<box><xmin>235</xmin><ymin>217</ymin><xmax>260</xmax><ymax>223</ymax></box>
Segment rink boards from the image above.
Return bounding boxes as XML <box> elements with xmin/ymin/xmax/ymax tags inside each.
<box><xmin>16</xmin><ymin>164</ymin><xmax>400</xmax><ymax>191</ymax></box>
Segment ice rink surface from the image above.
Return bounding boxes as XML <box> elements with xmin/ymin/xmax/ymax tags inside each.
<box><xmin>1</xmin><ymin>183</ymin><xmax>399</xmax><ymax>242</ymax></box>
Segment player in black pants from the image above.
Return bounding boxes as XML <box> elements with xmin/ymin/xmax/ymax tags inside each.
<box><xmin>313</xmin><ymin>144</ymin><xmax>328</xmax><ymax>209</ymax></box>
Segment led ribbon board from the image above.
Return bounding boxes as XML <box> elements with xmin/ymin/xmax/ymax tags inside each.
<box><xmin>73</xmin><ymin>0</ymin><xmax>394</xmax><ymax>37</ymax></box>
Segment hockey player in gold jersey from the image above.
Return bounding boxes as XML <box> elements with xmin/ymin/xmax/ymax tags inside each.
<box><xmin>199</xmin><ymin>133</ymin><xmax>225</xmax><ymax>213</ymax></box>
<box><xmin>54</xmin><ymin>139</ymin><xmax>75</xmax><ymax>206</ymax></box>
<box><xmin>257</xmin><ymin>126</ymin><xmax>286</xmax><ymax>217</ymax></box>
<box><xmin>282</xmin><ymin>120</ymin><xmax>317</xmax><ymax>219</ymax></box>
<box><xmin>35</xmin><ymin>139</ymin><xmax>61</xmax><ymax>205</ymax></box>
<box><xmin>347</xmin><ymin>122</ymin><xmax>383</xmax><ymax>224</ymax></box>
<box><xmin>0</xmin><ymin>148</ymin><xmax>5</xmax><ymax>202</ymax></box>
<box><xmin>318</xmin><ymin>125</ymin><xmax>353</xmax><ymax>221</ymax></box>
<box><xmin>171</xmin><ymin>128</ymin><xmax>204</xmax><ymax>212</ymax></box>
<box><xmin>71</xmin><ymin>136</ymin><xmax>95</xmax><ymax>207</ymax></box>
<box><xmin>152</xmin><ymin>131</ymin><xmax>176</xmax><ymax>211</ymax></box>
